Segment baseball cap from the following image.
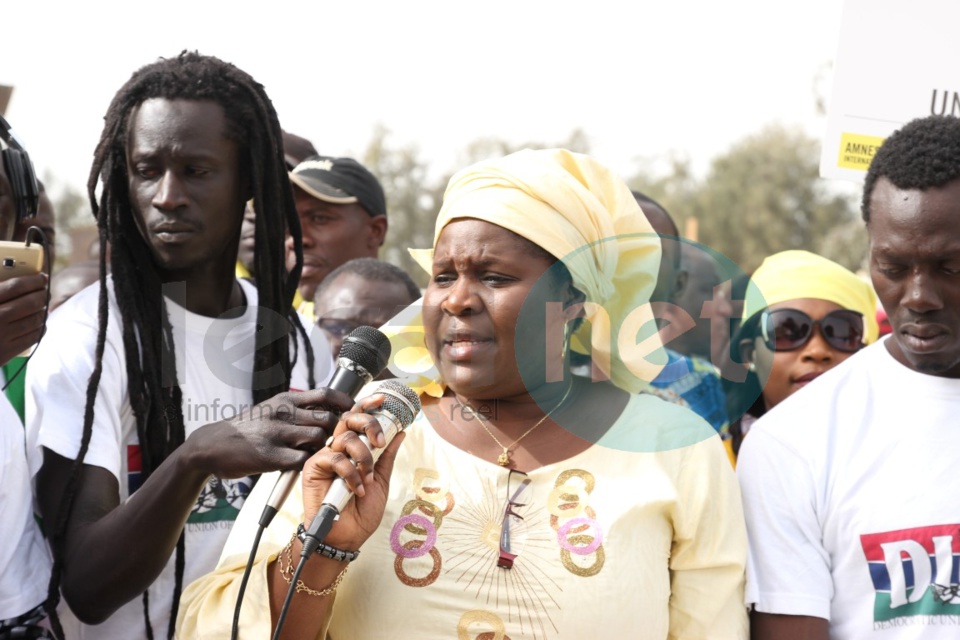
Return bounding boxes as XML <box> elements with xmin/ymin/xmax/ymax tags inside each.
<box><xmin>281</xmin><ymin>131</ymin><xmax>318</xmax><ymax>170</ymax></box>
<box><xmin>290</xmin><ymin>155</ymin><xmax>387</xmax><ymax>217</ymax></box>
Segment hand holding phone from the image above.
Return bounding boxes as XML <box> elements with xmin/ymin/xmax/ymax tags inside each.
<box><xmin>0</xmin><ymin>239</ymin><xmax>43</xmax><ymax>282</ymax></box>
<box><xmin>0</xmin><ymin>269</ymin><xmax>46</xmax><ymax>367</ymax></box>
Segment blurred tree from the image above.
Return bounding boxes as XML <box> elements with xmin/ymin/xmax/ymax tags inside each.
<box><xmin>817</xmin><ymin>216</ymin><xmax>870</xmax><ymax>273</ymax></box>
<box><xmin>362</xmin><ymin>125</ymin><xmax>443</xmax><ymax>289</ymax></box>
<box><xmin>628</xmin><ymin>124</ymin><xmax>865</xmax><ymax>275</ymax></box>
<box><xmin>41</xmin><ymin>170</ymin><xmax>92</xmax><ymax>269</ymax></box>
<box><xmin>458</xmin><ymin>128</ymin><xmax>591</xmax><ymax>166</ymax></box>
<box><xmin>627</xmin><ymin>152</ymin><xmax>698</xmax><ymax>233</ymax></box>
<box><xmin>695</xmin><ymin>124</ymin><xmax>862</xmax><ymax>273</ymax></box>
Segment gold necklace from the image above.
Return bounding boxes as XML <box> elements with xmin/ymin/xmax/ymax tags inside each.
<box><xmin>462</xmin><ymin>383</ymin><xmax>575</xmax><ymax>466</ymax></box>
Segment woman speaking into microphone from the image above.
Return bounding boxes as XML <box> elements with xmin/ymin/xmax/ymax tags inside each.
<box><xmin>179</xmin><ymin>149</ymin><xmax>748</xmax><ymax>639</ymax></box>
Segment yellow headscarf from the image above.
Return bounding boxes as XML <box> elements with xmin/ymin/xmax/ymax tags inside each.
<box><xmin>742</xmin><ymin>250</ymin><xmax>880</xmax><ymax>344</ymax></box>
<box><xmin>382</xmin><ymin>148</ymin><xmax>665</xmax><ymax>395</ymax></box>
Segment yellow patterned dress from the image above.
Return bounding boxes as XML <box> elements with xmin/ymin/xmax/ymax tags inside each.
<box><xmin>179</xmin><ymin>394</ymin><xmax>748</xmax><ymax>639</ymax></box>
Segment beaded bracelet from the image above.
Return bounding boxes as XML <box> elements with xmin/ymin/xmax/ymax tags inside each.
<box><xmin>296</xmin><ymin>523</ymin><xmax>361</xmax><ymax>562</ymax></box>
<box><xmin>278</xmin><ymin>532</ymin><xmax>347</xmax><ymax>597</ymax></box>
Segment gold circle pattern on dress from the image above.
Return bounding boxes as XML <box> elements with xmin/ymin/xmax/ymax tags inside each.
<box><xmin>548</xmin><ymin>469</ymin><xmax>606</xmax><ymax>577</ymax></box>
<box><xmin>457</xmin><ymin>610</ymin><xmax>508</xmax><ymax>640</ymax></box>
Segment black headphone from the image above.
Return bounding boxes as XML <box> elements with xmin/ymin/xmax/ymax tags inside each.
<box><xmin>0</xmin><ymin>113</ymin><xmax>40</xmax><ymax>225</ymax></box>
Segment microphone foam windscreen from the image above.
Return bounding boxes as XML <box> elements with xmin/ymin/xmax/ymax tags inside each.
<box><xmin>376</xmin><ymin>380</ymin><xmax>422</xmax><ymax>427</ymax></box>
<box><xmin>339</xmin><ymin>326</ymin><xmax>391</xmax><ymax>376</ymax></box>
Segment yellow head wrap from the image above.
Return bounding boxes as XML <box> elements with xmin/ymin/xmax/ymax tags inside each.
<box><xmin>742</xmin><ymin>250</ymin><xmax>880</xmax><ymax>344</ymax></box>
<box><xmin>382</xmin><ymin>148</ymin><xmax>665</xmax><ymax>395</ymax></box>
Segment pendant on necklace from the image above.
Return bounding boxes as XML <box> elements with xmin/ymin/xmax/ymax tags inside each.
<box><xmin>498</xmin><ymin>449</ymin><xmax>511</xmax><ymax>466</ymax></box>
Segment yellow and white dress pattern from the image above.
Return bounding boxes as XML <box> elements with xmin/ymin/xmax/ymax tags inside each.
<box><xmin>179</xmin><ymin>394</ymin><xmax>748</xmax><ymax>639</ymax></box>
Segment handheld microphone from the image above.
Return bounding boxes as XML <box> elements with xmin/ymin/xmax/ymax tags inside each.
<box><xmin>259</xmin><ymin>326</ymin><xmax>391</xmax><ymax>528</ymax></box>
<box><xmin>301</xmin><ymin>380</ymin><xmax>421</xmax><ymax>554</ymax></box>
<box><xmin>236</xmin><ymin>327</ymin><xmax>392</xmax><ymax>640</ymax></box>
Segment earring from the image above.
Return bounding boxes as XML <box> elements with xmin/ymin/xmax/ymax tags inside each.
<box><xmin>562</xmin><ymin>322</ymin><xmax>572</xmax><ymax>361</ymax></box>
<box><xmin>747</xmin><ymin>362</ymin><xmax>756</xmax><ymax>372</ymax></box>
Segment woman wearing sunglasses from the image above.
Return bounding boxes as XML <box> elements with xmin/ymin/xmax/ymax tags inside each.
<box><xmin>726</xmin><ymin>250</ymin><xmax>879</xmax><ymax>459</ymax></box>
<box><xmin>179</xmin><ymin>149</ymin><xmax>748</xmax><ymax>639</ymax></box>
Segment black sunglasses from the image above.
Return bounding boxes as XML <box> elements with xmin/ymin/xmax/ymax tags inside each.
<box><xmin>498</xmin><ymin>469</ymin><xmax>530</xmax><ymax>570</ymax></box>
<box><xmin>760</xmin><ymin>308</ymin><xmax>865</xmax><ymax>353</ymax></box>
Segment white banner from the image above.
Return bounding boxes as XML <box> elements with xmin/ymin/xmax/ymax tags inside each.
<box><xmin>820</xmin><ymin>0</ymin><xmax>960</xmax><ymax>181</ymax></box>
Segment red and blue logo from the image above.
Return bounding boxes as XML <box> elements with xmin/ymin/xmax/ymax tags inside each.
<box><xmin>861</xmin><ymin>524</ymin><xmax>960</xmax><ymax>623</ymax></box>
<box><xmin>127</xmin><ymin>444</ymin><xmax>144</xmax><ymax>494</ymax></box>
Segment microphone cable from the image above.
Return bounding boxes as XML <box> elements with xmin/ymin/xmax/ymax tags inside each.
<box><xmin>271</xmin><ymin>381</ymin><xmax>420</xmax><ymax>640</ymax></box>
<box><xmin>230</xmin><ymin>326</ymin><xmax>391</xmax><ymax>640</ymax></box>
<box><xmin>272</xmin><ymin>551</ymin><xmax>309</xmax><ymax>640</ymax></box>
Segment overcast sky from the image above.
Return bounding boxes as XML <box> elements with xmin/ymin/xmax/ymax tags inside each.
<box><xmin>2</xmin><ymin>0</ymin><xmax>844</xmax><ymax>198</ymax></box>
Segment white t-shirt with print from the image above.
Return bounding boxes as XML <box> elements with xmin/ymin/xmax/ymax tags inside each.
<box><xmin>0</xmin><ymin>393</ymin><xmax>51</xmax><ymax>620</ymax></box>
<box><xmin>25</xmin><ymin>278</ymin><xmax>332</xmax><ymax>639</ymax></box>
<box><xmin>739</xmin><ymin>338</ymin><xmax>960</xmax><ymax>639</ymax></box>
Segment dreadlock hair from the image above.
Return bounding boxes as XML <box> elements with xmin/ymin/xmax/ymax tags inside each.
<box><xmin>44</xmin><ymin>51</ymin><xmax>315</xmax><ymax>640</ymax></box>
<box><xmin>862</xmin><ymin>115</ymin><xmax>960</xmax><ymax>222</ymax></box>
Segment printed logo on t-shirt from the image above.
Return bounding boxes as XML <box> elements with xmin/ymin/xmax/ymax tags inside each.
<box><xmin>861</xmin><ymin>524</ymin><xmax>960</xmax><ymax>628</ymax></box>
<box><xmin>186</xmin><ymin>477</ymin><xmax>252</xmax><ymax>527</ymax></box>
<box><xmin>127</xmin><ymin>443</ymin><xmax>252</xmax><ymax>527</ymax></box>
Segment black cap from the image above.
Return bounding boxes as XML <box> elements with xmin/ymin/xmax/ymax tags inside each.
<box><xmin>290</xmin><ymin>155</ymin><xmax>386</xmax><ymax>217</ymax></box>
<box><xmin>281</xmin><ymin>131</ymin><xmax>318</xmax><ymax>170</ymax></box>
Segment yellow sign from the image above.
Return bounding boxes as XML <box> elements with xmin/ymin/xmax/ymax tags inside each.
<box><xmin>837</xmin><ymin>132</ymin><xmax>886</xmax><ymax>171</ymax></box>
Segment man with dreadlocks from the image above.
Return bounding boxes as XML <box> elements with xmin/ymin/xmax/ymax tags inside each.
<box><xmin>25</xmin><ymin>52</ymin><xmax>351</xmax><ymax>640</ymax></box>
<box><xmin>739</xmin><ymin>115</ymin><xmax>960</xmax><ymax>638</ymax></box>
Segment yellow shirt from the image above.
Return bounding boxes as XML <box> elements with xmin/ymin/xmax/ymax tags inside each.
<box><xmin>179</xmin><ymin>394</ymin><xmax>747</xmax><ymax>639</ymax></box>
<box><xmin>296</xmin><ymin>299</ymin><xmax>314</xmax><ymax>323</ymax></box>
<box><xmin>234</xmin><ymin>261</ymin><xmax>252</xmax><ymax>280</ymax></box>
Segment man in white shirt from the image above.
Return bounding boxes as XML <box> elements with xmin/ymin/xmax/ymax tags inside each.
<box><xmin>26</xmin><ymin>52</ymin><xmax>352</xmax><ymax>640</ymax></box>
<box><xmin>0</xmin><ymin>114</ymin><xmax>52</xmax><ymax>638</ymax></box>
<box><xmin>739</xmin><ymin>114</ymin><xmax>960</xmax><ymax>639</ymax></box>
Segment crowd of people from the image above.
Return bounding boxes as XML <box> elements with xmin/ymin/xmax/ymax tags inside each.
<box><xmin>1</xmin><ymin>50</ymin><xmax>959</xmax><ymax>640</ymax></box>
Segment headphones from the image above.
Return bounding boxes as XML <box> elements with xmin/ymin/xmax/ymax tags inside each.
<box><xmin>0</xmin><ymin>113</ymin><xmax>40</xmax><ymax>226</ymax></box>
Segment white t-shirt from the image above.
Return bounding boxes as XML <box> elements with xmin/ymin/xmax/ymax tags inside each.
<box><xmin>738</xmin><ymin>338</ymin><xmax>960</xmax><ymax>639</ymax></box>
<box><xmin>0</xmin><ymin>393</ymin><xmax>51</xmax><ymax>620</ymax></box>
<box><xmin>25</xmin><ymin>278</ymin><xmax>333</xmax><ymax>639</ymax></box>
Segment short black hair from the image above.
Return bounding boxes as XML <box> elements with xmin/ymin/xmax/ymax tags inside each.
<box><xmin>632</xmin><ymin>190</ymin><xmax>679</xmax><ymax>235</ymax></box>
<box><xmin>862</xmin><ymin>115</ymin><xmax>960</xmax><ymax>222</ymax></box>
<box><xmin>631</xmin><ymin>189</ymin><xmax>666</xmax><ymax>211</ymax></box>
<box><xmin>632</xmin><ymin>189</ymin><xmax>680</xmax><ymax>273</ymax></box>
<box><xmin>315</xmin><ymin>257</ymin><xmax>421</xmax><ymax>304</ymax></box>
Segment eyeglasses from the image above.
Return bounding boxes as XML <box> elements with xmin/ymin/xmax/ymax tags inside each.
<box><xmin>760</xmin><ymin>308</ymin><xmax>865</xmax><ymax>353</ymax></box>
<box><xmin>499</xmin><ymin>469</ymin><xmax>530</xmax><ymax>570</ymax></box>
<box><xmin>316</xmin><ymin>318</ymin><xmax>362</xmax><ymax>340</ymax></box>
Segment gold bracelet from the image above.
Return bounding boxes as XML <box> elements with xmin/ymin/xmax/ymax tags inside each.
<box><xmin>277</xmin><ymin>532</ymin><xmax>348</xmax><ymax>597</ymax></box>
